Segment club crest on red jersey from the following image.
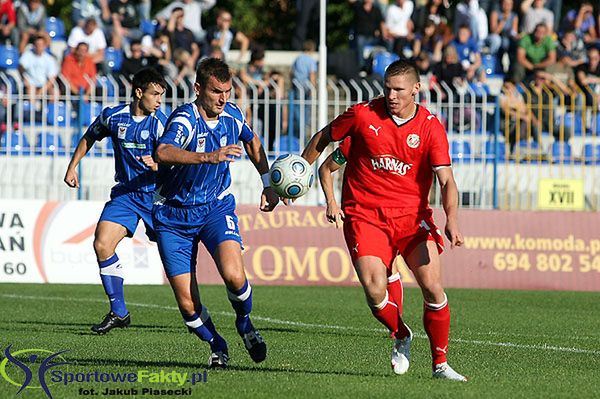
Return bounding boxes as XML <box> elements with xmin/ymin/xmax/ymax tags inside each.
<box><xmin>407</xmin><ymin>134</ymin><xmax>420</xmax><ymax>149</ymax></box>
<box><xmin>370</xmin><ymin>155</ymin><xmax>412</xmax><ymax>176</ymax></box>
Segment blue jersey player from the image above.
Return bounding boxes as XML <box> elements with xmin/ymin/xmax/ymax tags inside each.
<box><xmin>64</xmin><ymin>68</ymin><xmax>168</xmax><ymax>334</ymax></box>
<box><xmin>153</xmin><ymin>58</ymin><xmax>280</xmax><ymax>368</ymax></box>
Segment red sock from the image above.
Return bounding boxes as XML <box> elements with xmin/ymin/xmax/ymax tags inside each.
<box><xmin>371</xmin><ymin>292</ymin><xmax>398</xmax><ymax>334</ymax></box>
<box><xmin>423</xmin><ymin>294</ymin><xmax>450</xmax><ymax>366</ymax></box>
<box><xmin>387</xmin><ymin>273</ymin><xmax>410</xmax><ymax>338</ymax></box>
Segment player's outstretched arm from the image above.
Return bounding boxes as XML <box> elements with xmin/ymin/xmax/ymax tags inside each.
<box><xmin>301</xmin><ymin>125</ymin><xmax>333</xmax><ymax>165</ymax></box>
<box><xmin>64</xmin><ymin>134</ymin><xmax>95</xmax><ymax>188</ymax></box>
<box><xmin>319</xmin><ymin>152</ymin><xmax>345</xmax><ymax>229</ymax></box>
<box><xmin>435</xmin><ymin>166</ymin><xmax>464</xmax><ymax>248</ymax></box>
<box><xmin>155</xmin><ymin>143</ymin><xmax>243</xmax><ymax>165</ymax></box>
<box><xmin>243</xmin><ymin>134</ymin><xmax>280</xmax><ymax>212</ymax></box>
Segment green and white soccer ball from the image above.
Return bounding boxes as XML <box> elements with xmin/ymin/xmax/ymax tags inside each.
<box><xmin>269</xmin><ymin>154</ymin><xmax>314</xmax><ymax>199</ymax></box>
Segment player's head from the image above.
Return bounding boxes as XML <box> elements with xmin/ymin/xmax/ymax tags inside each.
<box><xmin>131</xmin><ymin>67</ymin><xmax>167</xmax><ymax>114</ymax></box>
<box><xmin>194</xmin><ymin>57</ymin><xmax>233</xmax><ymax>118</ymax></box>
<box><xmin>383</xmin><ymin>59</ymin><xmax>421</xmax><ymax>116</ymax></box>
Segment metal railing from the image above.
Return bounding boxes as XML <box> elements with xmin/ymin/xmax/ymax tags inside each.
<box><xmin>1</xmin><ymin>72</ymin><xmax>600</xmax><ymax>210</ymax></box>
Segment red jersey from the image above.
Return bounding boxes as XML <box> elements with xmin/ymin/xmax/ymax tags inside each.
<box><xmin>329</xmin><ymin>97</ymin><xmax>450</xmax><ymax>212</ymax></box>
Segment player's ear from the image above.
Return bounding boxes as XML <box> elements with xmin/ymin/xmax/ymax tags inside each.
<box><xmin>412</xmin><ymin>82</ymin><xmax>421</xmax><ymax>97</ymax></box>
<box><xmin>135</xmin><ymin>87</ymin><xmax>143</xmax><ymax>100</ymax></box>
<box><xmin>194</xmin><ymin>82</ymin><xmax>202</xmax><ymax>96</ymax></box>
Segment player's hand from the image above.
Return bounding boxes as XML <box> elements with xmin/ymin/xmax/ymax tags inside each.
<box><xmin>209</xmin><ymin>145</ymin><xmax>243</xmax><ymax>163</ymax></box>
<box><xmin>445</xmin><ymin>218</ymin><xmax>464</xmax><ymax>249</ymax></box>
<box><xmin>138</xmin><ymin>155</ymin><xmax>158</xmax><ymax>171</ymax></box>
<box><xmin>64</xmin><ymin>168</ymin><xmax>79</xmax><ymax>188</ymax></box>
<box><xmin>260</xmin><ymin>187</ymin><xmax>280</xmax><ymax>212</ymax></box>
<box><xmin>326</xmin><ymin>201</ymin><xmax>345</xmax><ymax>229</ymax></box>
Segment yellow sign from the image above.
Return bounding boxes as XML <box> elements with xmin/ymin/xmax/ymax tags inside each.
<box><xmin>538</xmin><ymin>179</ymin><xmax>584</xmax><ymax>210</ymax></box>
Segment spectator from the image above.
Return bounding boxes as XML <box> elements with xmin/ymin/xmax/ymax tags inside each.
<box><xmin>17</xmin><ymin>0</ymin><xmax>49</xmax><ymax>54</ymax></box>
<box><xmin>167</xmin><ymin>7</ymin><xmax>200</xmax><ymax>72</ymax></box>
<box><xmin>576</xmin><ymin>46</ymin><xmax>600</xmax><ymax>108</ymax></box>
<box><xmin>411</xmin><ymin>0</ymin><xmax>451</xmax><ymax>37</ymax></box>
<box><xmin>205</xmin><ymin>9</ymin><xmax>249</xmax><ymax>63</ymax></box>
<box><xmin>291</xmin><ymin>0</ymin><xmax>318</xmax><ymax>50</ymax></box>
<box><xmin>450</xmin><ymin>24</ymin><xmax>483</xmax><ymax>82</ymax></box>
<box><xmin>258</xmin><ymin>70</ymin><xmax>288</xmax><ymax>152</ymax></box>
<box><xmin>0</xmin><ymin>0</ymin><xmax>17</xmax><ymax>45</ymax></box>
<box><xmin>290</xmin><ymin>39</ymin><xmax>317</xmax><ymax>138</ymax></box>
<box><xmin>432</xmin><ymin>45</ymin><xmax>467</xmax><ymax>101</ymax></box>
<box><xmin>156</xmin><ymin>0</ymin><xmax>215</xmax><ymax>43</ymax></box>
<box><xmin>120</xmin><ymin>40</ymin><xmax>152</xmax><ymax>81</ymax></box>
<box><xmin>239</xmin><ymin>47</ymin><xmax>266</xmax><ymax>91</ymax></box>
<box><xmin>412</xmin><ymin>20</ymin><xmax>443</xmax><ymax>63</ymax></box>
<box><xmin>141</xmin><ymin>30</ymin><xmax>177</xmax><ymax>79</ymax></box>
<box><xmin>109</xmin><ymin>0</ymin><xmax>143</xmax><ymax>49</ymax></box>
<box><xmin>556</xmin><ymin>30</ymin><xmax>586</xmax><ymax>69</ymax></box>
<box><xmin>350</xmin><ymin>0</ymin><xmax>386</xmax><ymax>70</ymax></box>
<box><xmin>18</xmin><ymin>35</ymin><xmax>57</xmax><ymax>98</ymax></box>
<box><xmin>513</xmin><ymin>23</ymin><xmax>556</xmax><ymax>83</ymax></box>
<box><xmin>499</xmin><ymin>79</ymin><xmax>539</xmax><ymax>152</ymax></box>
<box><xmin>384</xmin><ymin>0</ymin><xmax>414</xmax><ymax>57</ymax></box>
<box><xmin>171</xmin><ymin>48</ymin><xmax>195</xmax><ymax>87</ymax></box>
<box><xmin>67</xmin><ymin>18</ymin><xmax>107</xmax><ymax>66</ymax></box>
<box><xmin>71</xmin><ymin>0</ymin><xmax>110</xmax><ymax>28</ymax></box>
<box><xmin>541</xmin><ymin>52</ymin><xmax>578</xmax><ymax>101</ymax></box>
<box><xmin>453</xmin><ymin>0</ymin><xmax>488</xmax><ymax>45</ymax></box>
<box><xmin>560</xmin><ymin>2</ymin><xmax>597</xmax><ymax>44</ymax></box>
<box><xmin>61</xmin><ymin>42</ymin><xmax>97</xmax><ymax>97</ymax></box>
<box><xmin>529</xmin><ymin>69</ymin><xmax>553</xmax><ymax>136</ymax></box>
<box><xmin>487</xmin><ymin>0</ymin><xmax>519</xmax><ymax>72</ymax></box>
<box><xmin>520</xmin><ymin>0</ymin><xmax>554</xmax><ymax>34</ymax></box>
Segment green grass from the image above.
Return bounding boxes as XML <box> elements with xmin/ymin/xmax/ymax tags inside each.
<box><xmin>1</xmin><ymin>284</ymin><xmax>599</xmax><ymax>398</ymax></box>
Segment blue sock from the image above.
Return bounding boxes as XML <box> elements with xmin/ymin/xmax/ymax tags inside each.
<box><xmin>227</xmin><ymin>280</ymin><xmax>253</xmax><ymax>335</ymax></box>
<box><xmin>99</xmin><ymin>254</ymin><xmax>128</xmax><ymax>318</ymax></box>
<box><xmin>183</xmin><ymin>310</ymin><xmax>227</xmax><ymax>353</ymax></box>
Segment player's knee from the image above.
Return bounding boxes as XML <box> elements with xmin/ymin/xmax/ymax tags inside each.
<box><xmin>363</xmin><ymin>281</ymin><xmax>387</xmax><ymax>307</ymax></box>
<box><xmin>221</xmin><ymin>267</ymin><xmax>246</xmax><ymax>288</ymax></box>
<box><xmin>93</xmin><ymin>237</ymin><xmax>113</xmax><ymax>259</ymax></box>
<box><xmin>421</xmin><ymin>284</ymin><xmax>445</xmax><ymax>304</ymax></box>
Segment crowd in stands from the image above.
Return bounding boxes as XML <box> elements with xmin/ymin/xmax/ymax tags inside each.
<box><xmin>3</xmin><ymin>0</ymin><xmax>600</xmax><ymax>156</ymax></box>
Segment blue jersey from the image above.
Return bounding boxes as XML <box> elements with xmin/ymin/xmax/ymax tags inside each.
<box><xmin>156</xmin><ymin>102</ymin><xmax>254</xmax><ymax>206</ymax></box>
<box><xmin>87</xmin><ymin>104</ymin><xmax>168</xmax><ymax>193</ymax></box>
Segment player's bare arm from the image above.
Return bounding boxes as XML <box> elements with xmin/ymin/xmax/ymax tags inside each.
<box><xmin>64</xmin><ymin>134</ymin><xmax>95</xmax><ymax>188</ymax></box>
<box><xmin>301</xmin><ymin>125</ymin><xmax>333</xmax><ymax>165</ymax></box>
<box><xmin>435</xmin><ymin>166</ymin><xmax>464</xmax><ymax>248</ymax></box>
<box><xmin>155</xmin><ymin>143</ymin><xmax>243</xmax><ymax>165</ymax></box>
<box><xmin>318</xmin><ymin>154</ymin><xmax>345</xmax><ymax>229</ymax></box>
<box><xmin>243</xmin><ymin>134</ymin><xmax>280</xmax><ymax>212</ymax></box>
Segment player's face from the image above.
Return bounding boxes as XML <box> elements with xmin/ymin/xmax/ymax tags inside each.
<box><xmin>137</xmin><ymin>83</ymin><xmax>165</xmax><ymax>115</ymax></box>
<box><xmin>195</xmin><ymin>76</ymin><xmax>232</xmax><ymax>119</ymax></box>
<box><xmin>384</xmin><ymin>73</ymin><xmax>420</xmax><ymax>117</ymax></box>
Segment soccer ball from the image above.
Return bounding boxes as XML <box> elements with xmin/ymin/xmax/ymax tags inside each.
<box><xmin>269</xmin><ymin>154</ymin><xmax>314</xmax><ymax>199</ymax></box>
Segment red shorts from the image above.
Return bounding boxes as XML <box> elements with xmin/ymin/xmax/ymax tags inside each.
<box><xmin>343</xmin><ymin>206</ymin><xmax>444</xmax><ymax>269</ymax></box>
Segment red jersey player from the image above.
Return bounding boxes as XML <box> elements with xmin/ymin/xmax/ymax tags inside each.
<box><xmin>304</xmin><ymin>59</ymin><xmax>466</xmax><ymax>381</ymax></box>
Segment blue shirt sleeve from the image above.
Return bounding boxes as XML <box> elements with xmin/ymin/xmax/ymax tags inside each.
<box><xmin>85</xmin><ymin>108</ymin><xmax>111</xmax><ymax>141</ymax></box>
<box><xmin>160</xmin><ymin>106</ymin><xmax>195</xmax><ymax>149</ymax></box>
<box><xmin>225</xmin><ymin>102</ymin><xmax>254</xmax><ymax>143</ymax></box>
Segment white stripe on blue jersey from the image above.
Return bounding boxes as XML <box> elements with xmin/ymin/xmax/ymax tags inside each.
<box><xmin>87</xmin><ymin>103</ymin><xmax>168</xmax><ymax>193</ymax></box>
<box><xmin>157</xmin><ymin>102</ymin><xmax>255</xmax><ymax>206</ymax></box>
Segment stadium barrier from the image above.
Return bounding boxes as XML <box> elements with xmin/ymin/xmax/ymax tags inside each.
<box><xmin>1</xmin><ymin>72</ymin><xmax>600</xmax><ymax>210</ymax></box>
<box><xmin>1</xmin><ymin>200</ymin><xmax>599</xmax><ymax>291</ymax></box>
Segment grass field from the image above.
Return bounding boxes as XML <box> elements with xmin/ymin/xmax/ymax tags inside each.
<box><xmin>1</xmin><ymin>283</ymin><xmax>599</xmax><ymax>399</ymax></box>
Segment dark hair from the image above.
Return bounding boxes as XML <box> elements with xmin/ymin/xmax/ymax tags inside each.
<box><xmin>195</xmin><ymin>57</ymin><xmax>232</xmax><ymax>87</ymax></box>
<box><xmin>384</xmin><ymin>59</ymin><xmax>420</xmax><ymax>83</ymax></box>
<box><xmin>132</xmin><ymin>67</ymin><xmax>167</xmax><ymax>93</ymax></box>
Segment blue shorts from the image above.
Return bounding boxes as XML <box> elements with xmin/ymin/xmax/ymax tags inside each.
<box><xmin>98</xmin><ymin>188</ymin><xmax>156</xmax><ymax>241</ymax></box>
<box><xmin>152</xmin><ymin>194</ymin><xmax>243</xmax><ymax>277</ymax></box>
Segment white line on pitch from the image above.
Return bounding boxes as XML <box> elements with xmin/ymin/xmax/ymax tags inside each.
<box><xmin>2</xmin><ymin>293</ymin><xmax>599</xmax><ymax>356</ymax></box>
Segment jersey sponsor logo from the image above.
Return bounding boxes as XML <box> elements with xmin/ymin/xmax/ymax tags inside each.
<box><xmin>118</xmin><ymin>126</ymin><xmax>127</xmax><ymax>139</ymax></box>
<box><xmin>198</xmin><ymin>131</ymin><xmax>209</xmax><ymax>138</ymax></box>
<box><xmin>220</xmin><ymin>136</ymin><xmax>227</xmax><ymax>147</ymax></box>
<box><xmin>121</xmin><ymin>142</ymin><xmax>147</xmax><ymax>149</ymax></box>
<box><xmin>407</xmin><ymin>134</ymin><xmax>420</xmax><ymax>148</ymax></box>
<box><xmin>140</xmin><ymin>130</ymin><xmax>150</xmax><ymax>140</ymax></box>
<box><xmin>368</xmin><ymin>124</ymin><xmax>382</xmax><ymax>136</ymax></box>
<box><xmin>371</xmin><ymin>155</ymin><xmax>412</xmax><ymax>176</ymax></box>
<box><xmin>197</xmin><ymin>137</ymin><xmax>206</xmax><ymax>152</ymax></box>
<box><xmin>175</xmin><ymin>125</ymin><xmax>185</xmax><ymax>145</ymax></box>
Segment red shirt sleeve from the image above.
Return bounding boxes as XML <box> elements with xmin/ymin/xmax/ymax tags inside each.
<box><xmin>427</xmin><ymin>117</ymin><xmax>451</xmax><ymax>167</ymax></box>
<box><xmin>329</xmin><ymin>104</ymin><xmax>358</xmax><ymax>141</ymax></box>
<box><xmin>338</xmin><ymin>137</ymin><xmax>351</xmax><ymax>158</ymax></box>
